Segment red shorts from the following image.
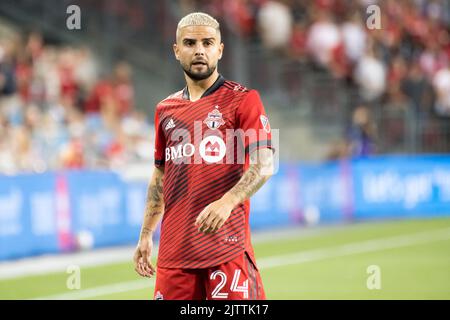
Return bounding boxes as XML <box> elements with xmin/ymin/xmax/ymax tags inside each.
<box><xmin>153</xmin><ymin>252</ymin><xmax>266</xmax><ymax>300</ymax></box>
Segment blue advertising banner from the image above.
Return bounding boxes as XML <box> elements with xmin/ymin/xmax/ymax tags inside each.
<box><xmin>1</xmin><ymin>155</ymin><xmax>450</xmax><ymax>261</ymax></box>
<box><xmin>66</xmin><ymin>172</ymin><xmax>151</xmax><ymax>250</ymax></box>
<box><xmin>66</xmin><ymin>171</ymin><xmax>128</xmax><ymax>248</ymax></box>
<box><xmin>296</xmin><ymin>161</ymin><xmax>352</xmax><ymax>224</ymax></box>
<box><xmin>250</xmin><ymin>164</ymin><xmax>300</xmax><ymax>229</ymax></box>
<box><xmin>351</xmin><ymin>156</ymin><xmax>450</xmax><ymax>219</ymax></box>
<box><xmin>0</xmin><ymin>173</ymin><xmax>58</xmax><ymax>260</ymax></box>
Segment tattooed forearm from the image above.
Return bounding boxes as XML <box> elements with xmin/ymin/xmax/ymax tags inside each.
<box><xmin>230</xmin><ymin>163</ymin><xmax>263</xmax><ymax>200</ymax></box>
<box><xmin>140</xmin><ymin>227</ymin><xmax>153</xmax><ymax>240</ymax></box>
<box><xmin>140</xmin><ymin>167</ymin><xmax>165</xmax><ymax>236</ymax></box>
<box><xmin>148</xmin><ymin>173</ymin><xmax>164</xmax><ymax>204</ymax></box>
<box><xmin>144</xmin><ymin>172</ymin><xmax>164</xmax><ymax>218</ymax></box>
<box><xmin>225</xmin><ymin>148</ymin><xmax>274</xmax><ymax>206</ymax></box>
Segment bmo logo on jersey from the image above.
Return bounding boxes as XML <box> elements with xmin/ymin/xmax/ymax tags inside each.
<box><xmin>165</xmin><ymin>143</ymin><xmax>195</xmax><ymax>162</ymax></box>
<box><xmin>199</xmin><ymin>136</ymin><xmax>226</xmax><ymax>163</ymax></box>
<box><xmin>165</xmin><ymin>135</ymin><xmax>226</xmax><ymax>164</ymax></box>
<box><xmin>163</xmin><ymin>120</ymin><xmax>276</xmax><ymax>166</ymax></box>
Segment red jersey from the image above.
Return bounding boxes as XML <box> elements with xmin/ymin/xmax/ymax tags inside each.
<box><xmin>154</xmin><ymin>75</ymin><xmax>272</xmax><ymax>269</ymax></box>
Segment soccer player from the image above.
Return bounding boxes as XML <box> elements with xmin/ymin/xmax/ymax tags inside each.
<box><xmin>133</xmin><ymin>12</ymin><xmax>274</xmax><ymax>300</ymax></box>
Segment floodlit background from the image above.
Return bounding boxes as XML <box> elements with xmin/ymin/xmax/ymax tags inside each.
<box><xmin>0</xmin><ymin>0</ymin><xmax>449</xmax><ymax>299</ymax></box>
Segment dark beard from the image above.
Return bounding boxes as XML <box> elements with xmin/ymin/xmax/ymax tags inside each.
<box><xmin>182</xmin><ymin>63</ymin><xmax>216</xmax><ymax>81</ymax></box>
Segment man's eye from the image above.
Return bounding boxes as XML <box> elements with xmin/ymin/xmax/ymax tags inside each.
<box><xmin>204</xmin><ymin>41</ymin><xmax>212</xmax><ymax>46</ymax></box>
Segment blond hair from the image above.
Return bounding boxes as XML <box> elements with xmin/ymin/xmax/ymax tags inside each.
<box><xmin>176</xmin><ymin>12</ymin><xmax>220</xmax><ymax>40</ymax></box>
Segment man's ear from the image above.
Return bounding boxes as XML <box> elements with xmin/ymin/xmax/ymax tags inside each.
<box><xmin>173</xmin><ymin>43</ymin><xmax>180</xmax><ymax>61</ymax></box>
<box><xmin>218</xmin><ymin>43</ymin><xmax>224</xmax><ymax>60</ymax></box>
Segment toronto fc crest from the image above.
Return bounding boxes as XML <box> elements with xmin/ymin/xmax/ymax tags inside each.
<box><xmin>204</xmin><ymin>106</ymin><xmax>225</xmax><ymax>130</ymax></box>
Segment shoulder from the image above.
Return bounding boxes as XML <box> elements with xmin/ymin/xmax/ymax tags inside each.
<box><xmin>222</xmin><ymin>81</ymin><xmax>263</xmax><ymax>108</ymax></box>
<box><xmin>222</xmin><ymin>80</ymin><xmax>262</xmax><ymax>102</ymax></box>
<box><xmin>155</xmin><ymin>89</ymin><xmax>185</xmax><ymax>111</ymax></box>
<box><xmin>222</xmin><ymin>80</ymin><xmax>251</xmax><ymax>95</ymax></box>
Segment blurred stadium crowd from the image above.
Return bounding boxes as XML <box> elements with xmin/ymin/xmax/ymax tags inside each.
<box><xmin>0</xmin><ymin>32</ymin><xmax>152</xmax><ymax>174</ymax></box>
<box><xmin>0</xmin><ymin>0</ymin><xmax>449</xmax><ymax>173</ymax></box>
<box><xmin>185</xmin><ymin>0</ymin><xmax>449</xmax><ymax>108</ymax></box>
<box><xmin>184</xmin><ymin>0</ymin><xmax>450</xmax><ymax>157</ymax></box>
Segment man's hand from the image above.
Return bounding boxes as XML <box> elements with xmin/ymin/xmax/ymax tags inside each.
<box><xmin>195</xmin><ymin>148</ymin><xmax>274</xmax><ymax>235</ymax></box>
<box><xmin>195</xmin><ymin>195</ymin><xmax>237</xmax><ymax>234</ymax></box>
<box><xmin>133</xmin><ymin>229</ymin><xmax>156</xmax><ymax>277</ymax></box>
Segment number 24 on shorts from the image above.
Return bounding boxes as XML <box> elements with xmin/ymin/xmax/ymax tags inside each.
<box><xmin>210</xmin><ymin>270</ymin><xmax>249</xmax><ymax>299</ymax></box>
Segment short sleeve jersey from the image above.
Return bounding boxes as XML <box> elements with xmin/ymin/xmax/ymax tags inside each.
<box><xmin>153</xmin><ymin>75</ymin><xmax>273</xmax><ymax>269</ymax></box>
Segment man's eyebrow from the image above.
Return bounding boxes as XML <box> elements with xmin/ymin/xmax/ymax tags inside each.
<box><xmin>182</xmin><ymin>37</ymin><xmax>216</xmax><ymax>42</ymax></box>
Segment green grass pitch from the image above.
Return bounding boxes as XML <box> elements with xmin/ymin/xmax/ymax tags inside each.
<box><xmin>1</xmin><ymin>217</ymin><xmax>449</xmax><ymax>300</ymax></box>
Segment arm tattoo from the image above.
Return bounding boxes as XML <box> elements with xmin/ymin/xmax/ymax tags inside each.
<box><xmin>228</xmin><ymin>148</ymin><xmax>274</xmax><ymax>205</ymax></box>
<box><xmin>140</xmin><ymin>168</ymin><xmax>165</xmax><ymax>235</ymax></box>
<box><xmin>145</xmin><ymin>173</ymin><xmax>164</xmax><ymax>218</ymax></box>
<box><xmin>140</xmin><ymin>227</ymin><xmax>152</xmax><ymax>240</ymax></box>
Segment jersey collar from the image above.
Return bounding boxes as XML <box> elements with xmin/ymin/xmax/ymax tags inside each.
<box><xmin>182</xmin><ymin>74</ymin><xmax>225</xmax><ymax>101</ymax></box>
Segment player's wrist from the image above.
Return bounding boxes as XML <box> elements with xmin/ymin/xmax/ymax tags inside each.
<box><xmin>221</xmin><ymin>192</ymin><xmax>241</xmax><ymax>208</ymax></box>
<box><xmin>140</xmin><ymin>227</ymin><xmax>155</xmax><ymax>239</ymax></box>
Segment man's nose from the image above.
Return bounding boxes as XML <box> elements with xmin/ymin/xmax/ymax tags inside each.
<box><xmin>194</xmin><ymin>43</ymin><xmax>206</xmax><ymax>55</ymax></box>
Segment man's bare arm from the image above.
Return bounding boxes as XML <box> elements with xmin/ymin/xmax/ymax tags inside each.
<box><xmin>134</xmin><ymin>166</ymin><xmax>164</xmax><ymax>277</ymax></box>
<box><xmin>140</xmin><ymin>166</ymin><xmax>165</xmax><ymax>238</ymax></box>
<box><xmin>224</xmin><ymin>148</ymin><xmax>274</xmax><ymax>207</ymax></box>
<box><xmin>195</xmin><ymin>148</ymin><xmax>274</xmax><ymax>233</ymax></box>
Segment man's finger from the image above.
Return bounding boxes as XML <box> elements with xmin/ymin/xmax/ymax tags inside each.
<box><xmin>134</xmin><ymin>266</ymin><xmax>142</xmax><ymax>276</ymax></box>
<box><xmin>136</xmin><ymin>264</ymin><xmax>146</xmax><ymax>277</ymax></box>
<box><xmin>142</xmin><ymin>263</ymin><xmax>153</xmax><ymax>277</ymax></box>
<box><xmin>195</xmin><ymin>205</ymin><xmax>210</xmax><ymax>226</ymax></box>
<box><xmin>209</xmin><ymin>217</ymin><xmax>223</xmax><ymax>234</ymax></box>
<box><xmin>200</xmin><ymin>220</ymin><xmax>213</xmax><ymax>233</ymax></box>
<box><xmin>137</xmin><ymin>257</ymin><xmax>149</xmax><ymax>276</ymax></box>
<box><xmin>201</xmin><ymin>225</ymin><xmax>211</xmax><ymax>234</ymax></box>
<box><xmin>202</xmin><ymin>215</ymin><xmax>220</xmax><ymax>234</ymax></box>
<box><xmin>135</xmin><ymin>267</ymin><xmax>144</xmax><ymax>277</ymax></box>
<box><xmin>142</xmin><ymin>261</ymin><xmax>153</xmax><ymax>277</ymax></box>
<box><xmin>134</xmin><ymin>251</ymin><xmax>145</xmax><ymax>276</ymax></box>
<box><xmin>200</xmin><ymin>212</ymin><xmax>217</xmax><ymax>233</ymax></box>
<box><xmin>143</xmin><ymin>253</ymin><xmax>155</xmax><ymax>275</ymax></box>
<box><xmin>215</xmin><ymin>221</ymin><xmax>226</xmax><ymax>233</ymax></box>
<box><xmin>138</xmin><ymin>253</ymin><xmax>154</xmax><ymax>277</ymax></box>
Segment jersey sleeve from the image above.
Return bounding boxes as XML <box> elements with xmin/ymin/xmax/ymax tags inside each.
<box><xmin>153</xmin><ymin>108</ymin><xmax>166</xmax><ymax>167</ymax></box>
<box><xmin>236</xmin><ymin>89</ymin><xmax>273</xmax><ymax>155</ymax></box>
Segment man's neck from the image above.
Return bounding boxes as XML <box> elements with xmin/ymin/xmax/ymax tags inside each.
<box><xmin>185</xmin><ymin>71</ymin><xmax>220</xmax><ymax>102</ymax></box>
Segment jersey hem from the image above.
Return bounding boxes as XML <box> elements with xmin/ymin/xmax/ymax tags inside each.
<box><xmin>156</xmin><ymin>247</ymin><xmax>246</xmax><ymax>270</ymax></box>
